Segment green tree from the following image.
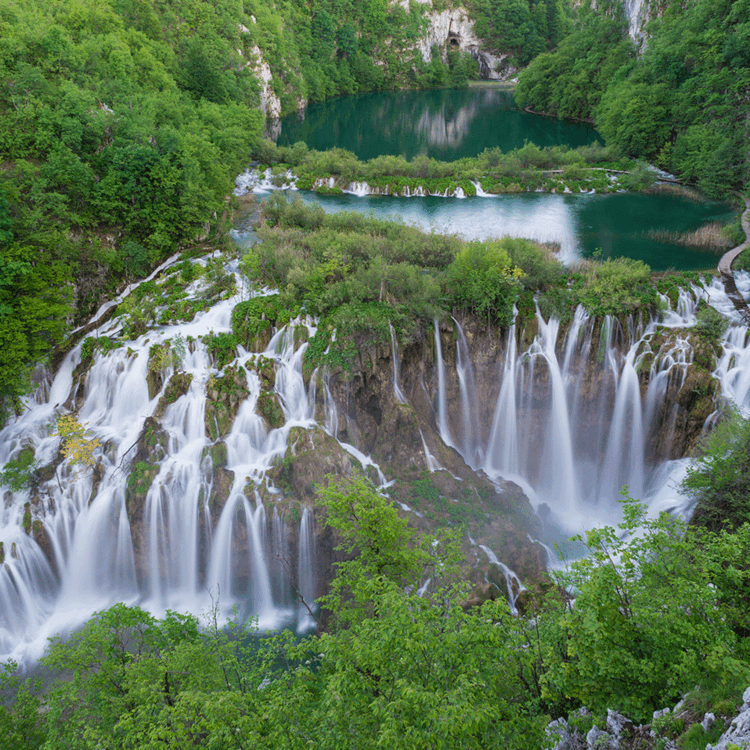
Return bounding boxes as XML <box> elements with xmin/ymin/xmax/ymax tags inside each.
<box><xmin>546</xmin><ymin>494</ymin><xmax>750</xmax><ymax>721</ymax></box>
<box><xmin>446</xmin><ymin>239</ymin><xmax>524</xmax><ymax>325</ymax></box>
<box><xmin>683</xmin><ymin>408</ymin><xmax>750</xmax><ymax>532</ymax></box>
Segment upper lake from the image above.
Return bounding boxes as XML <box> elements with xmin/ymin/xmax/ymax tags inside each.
<box><xmin>275</xmin><ymin>87</ymin><xmax>600</xmax><ymax>161</ymax></box>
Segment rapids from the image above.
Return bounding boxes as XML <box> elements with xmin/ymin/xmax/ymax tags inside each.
<box><xmin>2</xmin><ymin>238</ymin><xmax>750</xmax><ymax>666</ymax></box>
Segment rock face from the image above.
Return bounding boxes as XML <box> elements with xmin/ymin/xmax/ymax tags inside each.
<box><xmin>241</xmin><ymin>0</ymin><xmax>512</xmax><ymax>122</ymax></box>
<box><xmin>125</xmin><ymin>417</ymin><xmax>169</xmax><ymax>588</ymax></box>
<box><xmin>417</xmin><ymin>4</ymin><xmax>513</xmax><ymax>79</ymax></box>
<box><xmin>623</xmin><ymin>0</ymin><xmax>650</xmax><ymax>46</ymax></box>
<box><xmin>708</xmin><ymin>685</ymin><xmax>750</xmax><ymax>750</ymax></box>
<box><xmin>243</xmin><ymin>41</ymin><xmax>282</xmax><ymax>119</ymax></box>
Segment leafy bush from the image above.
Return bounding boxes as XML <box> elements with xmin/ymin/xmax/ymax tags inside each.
<box><xmin>694</xmin><ymin>301</ymin><xmax>729</xmax><ymax>344</ymax></box>
<box><xmin>0</xmin><ymin>447</ymin><xmax>37</xmax><ymax>492</ymax></box>
<box><xmin>203</xmin><ymin>332</ymin><xmax>238</xmax><ymax>369</ymax></box>
<box><xmin>447</xmin><ymin>240</ymin><xmax>524</xmax><ymax>325</ymax></box>
<box><xmin>574</xmin><ymin>257</ymin><xmax>656</xmax><ymax>316</ymax></box>
<box><xmin>683</xmin><ymin>408</ymin><xmax>750</xmax><ymax>532</ymax></box>
<box><xmin>547</xmin><ymin>494</ymin><xmax>750</xmax><ymax>722</ymax></box>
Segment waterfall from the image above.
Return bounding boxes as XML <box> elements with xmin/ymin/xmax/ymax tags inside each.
<box><xmin>479</xmin><ymin>544</ymin><xmax>525</xmax><ymax>616</ymax></box>
<box><xmin>389</xmin><ymin>322</ymin><xmax>407</xmax><ymax>404</ymax></box>
<box><xmin>453</xmin><ymin>318</ymin><xmax>481</xmax><ymax>467</ymax></box>
<box><xmin>433</xmin><ymin>319</ymin><xmax>454</xmax><ymax>448</ymax></box>
<box><xmin>0</xmin><ymin>261</ymin><xmax>329</xmax><ymax>661</ymax></box>
<box><xmin>419</xmin><ymin>429</ymin><xmax>442</xmax><ymax>472</ymax></box>
<box><xmin>297</xmin><ymin>507</ymin><xmax>316</xmax><ymax>632</ymax></box>
<box><xmin>4</xmin><ymin>256</ymin><xmax>750</xmax><ymax>662</ymax></box>
<box><xmin>486</xmin><ymin>321</ymin><xmax>519</xmax><ymax>477</ymax></box>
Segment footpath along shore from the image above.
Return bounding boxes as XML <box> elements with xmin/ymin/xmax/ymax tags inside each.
<box><xmin>718</xmin><ymin>193</ymin><xmax>750</xmax><ymax>325</ymax></box>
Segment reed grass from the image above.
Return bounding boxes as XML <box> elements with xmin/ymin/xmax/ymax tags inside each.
<box><xmin>646</xmin><ymin>223</ymin><xmax>733</xmax><ymax>251</ymax></box>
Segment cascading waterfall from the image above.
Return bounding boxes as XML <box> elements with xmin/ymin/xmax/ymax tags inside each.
<box><xmin>0</xmin><ymin>261</ymin><xmax>327</xmax><ymax>662</ymax></box>
<box><xmin>451</xmin><ymin>278</ymin><xmax>746</xmax><ymax>533</ymax></box>
<box><xmin>453</xmin><ymin>318</ymin><xmax>481</xmax><ymax>467</ymax></box>
<box><xmin>479</xmin><ymin>544</ymin><xmax>525</xmax><ymax>616</ymax></box>
<box><xmin>4</xmin><ymin>249</ymin><xmax>750</xmax><ymax>662</ymax></box>
<box><xmin>389</xmin><ymin>322</ymin><xmax>407</xmax><ymax>404</ymax></box>
<box><xmin>297</xmin><ymin>507</ymin><xmax>316</xmax><ymax>631</ymax></box>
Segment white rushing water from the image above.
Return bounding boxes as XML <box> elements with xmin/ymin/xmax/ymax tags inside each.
<box><xmin>2</xmin><ymin>238</ymin><xmax>749</xmax><ymax>663</ymax></box>
<box><xmin>432</xmin><ymin>277</ymin><xmax>750</xmax><ymax>536</ymax></box>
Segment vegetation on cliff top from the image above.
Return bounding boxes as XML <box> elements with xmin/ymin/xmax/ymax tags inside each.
<box><xmin>238</xmin><ymin>194</ymin><xmax>681</xmax><ymax>372</ymax></box>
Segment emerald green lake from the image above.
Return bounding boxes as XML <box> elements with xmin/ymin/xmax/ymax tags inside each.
<box><xmin>276</xmin><ymin>88</ymin><xmax>600</xmax><ymax>161</ymax></box>
<box><xmin>264</xmin><ymin>88</ymin><xmax>736</xmax><ymax>270</ymax></box>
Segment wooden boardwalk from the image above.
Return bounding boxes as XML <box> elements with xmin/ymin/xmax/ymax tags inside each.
<box><xmin>717</xmin><ymin>193</ymin><xmax>750</xmax><ymax>326</ymax></box>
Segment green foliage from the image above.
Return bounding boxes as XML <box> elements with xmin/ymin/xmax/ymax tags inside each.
<box><xmin>506</xmin><ymin>238</ymin><xmax>566</xmax><ymax>290</ymax></box>
<box><xmin>547</xmin><ymin>493</ymin><xmax>750</xmax><ymax>722</ymax></box>
<box><xmin>203</xmin><ymin>332</ymin><xmax>238</xmax><ymax>369</ymax></box>
<box><xmin>447</xmin><ymin>240</ymin><xmax>524</xmax><ymax>325</ymax></box>
<box><xmin>0</xmin><ymin>661</ymin><xmax>45</xmax><ymax>750</ymax></box>
<box><xmin>317</xmin><ymin>474</ymin><xmax>437</xmax><ymax>627</ymax></box>
<box><xmin>694</xmin><ymin>302</ymin><xmax>729</xmax><ymax>344</ymax></box>
<box><xmin>516</xmin><ymin>0</ymin><xmax>750</xmax><ymax>196</ymax></box>
<box><xmin>467</xmin><ymin>0</ymin><xmax>571</xmax><ymax>66</ymax></box>
<box><xmin>0</xmin><ymin>0</ymin><xmax>268</xmax><ymax>404</ymax></box>
<box><xmin>0</xmin><ymin>447</ymin><xmax>38</xmax><ymax>492</ymax></box>
<box><xmin>4</xmin><ymin>480</ymin><xmax>750</xmax><ymax>746</ymax></box>
<box><xmin>683</xmin><ymin>408</ymin><xmax>750</xmax><ymax>531</ymax></box>
<box><xmin>127</xmin><ymin>460</ymin><xmax>156</xmax><ymax>496</ymax></box>
<box><xmin>515</xmin><ymin>1</ymin><xmax>632</xmax><ymax>121</ymax></box>
<box><xmin>260</xmin><ymin>141</ymin><xmax>644</xmax><ymax>198</ymax></box>
<box><xmin>573</xmin><ymin>257</ymin><xmax>656</xmax><ymax>316</ymax></box>
<box><xmin>147</xmin><ymin>334</ymin><xmax>186</xmax><ymax>373</ymax></box>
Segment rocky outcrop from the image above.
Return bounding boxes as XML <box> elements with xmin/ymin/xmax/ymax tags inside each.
<box><xmin>623</xmin><ymin>0</ymin><xmax>650</xmax><ymax>46</ymax></box>
<box><xmin>268</xmin><ymin>426</ymin><xmax>358</xmax><ymax>502</ymax></box>
<box><xmin>124</xmin><ymin>417</ymin><xmax>168</xmax><ymax>587</ymax></box>
<box><xmin>204</xmin><ymin>365</ymin><xmax>249</xmax><ymax>441</ymax></box>
<box><xmin>154</xmin><ymin>372</ymin><xmax>193</xmax><ymax>419</ymax></box>
<box><xmin>546</xmin><ymin>686</ymin><xmax>750</xmax><ymax>750</ymax></box>
<box><xmin>708</xmin><ymin>685</ymin><xmax>750</xmax><ymax>750</ymax></box>
<box><xmin>237</xmin><ymin>21</ymin><xmax>282</xmax><ymax>119</ymax></box>
<box><xmin>416</xmin><ymin>4</ymin><xmax>513</xmax><ymax>80</ymax></box>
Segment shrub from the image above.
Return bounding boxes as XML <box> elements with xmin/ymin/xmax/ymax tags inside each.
<box><xmin>574</xmin><ymin>257</ymin><xmax>655</xmax><ymax>315</ymax></box>
<box><xmin>683</xmin><ymin>408</ymin><xmax>750</xmax><ymax>532</ymax></box>
<box><xmin>447</xmin><ymin>240</ymin><xmax>523</xmax><ymax>325</ymax></box>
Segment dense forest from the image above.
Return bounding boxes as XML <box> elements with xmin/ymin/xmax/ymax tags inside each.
<box><xmin>515</xmin><ymin>0</ymin><xmax>750</xmax><ymax>198</ymax></box>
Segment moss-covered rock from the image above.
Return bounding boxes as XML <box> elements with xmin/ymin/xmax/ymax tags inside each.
<box><xmin>204</xmin><ymin>365</ymin><xmax>249</xmax><ymax>440</ymax></box>
<box><xmin>208</xmin><ymin>466</ymin><xmax>235</xmax><ymax>522</ymax></box>
<box><xmin>31</xmin><ymin>519</ymin><xmax>58</xmax><ymax>578</ymax></box>
<box><xmin>154</xmin><ymin>372</ymin><xmax>193</xmax><ymax>419</ymax></box>
<box><xmin>88</xmin><ymin>458</ymin><xmax>106</xmax><ymax>506</ymax></box>
<box><xmin>146</xmin><ymin>342</ymin><xmax>171</xmax><ymax>399</ymax></box>
<box><xmin>268</xmin><ymin>426</ymin><xmax>357</xmax><ymax>502</ymax></box>
<box><xmin>124</xmin><ymin>416</ymin><xmax>168</xmax><ymax>586</ymax></box>
<box><xmin>256</xmin><ymin>390</ymin><xmax>285</xmax><ymax>430</ymax></box>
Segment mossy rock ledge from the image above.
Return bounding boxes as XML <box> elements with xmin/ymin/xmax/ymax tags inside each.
<box><xmin>204</xmin><ymin>365</ymin><xmax>249</xmax><ymax>440</ymax></box>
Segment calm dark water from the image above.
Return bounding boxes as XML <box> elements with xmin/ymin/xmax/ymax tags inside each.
<box><xmin>276</xmin><ymin>88</ymin><xmax>600</xmax><ymax>161</ymax></box>
<box><xmin>269</xmin><ymin>88</ymin><xmax>734</xmax><ymax>270</ymax></box>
